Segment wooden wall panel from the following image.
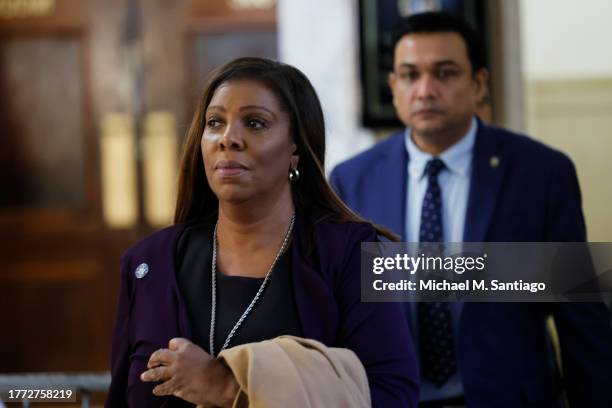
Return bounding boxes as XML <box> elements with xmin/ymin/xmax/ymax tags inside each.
<box><xmin>0</xmin><ymin>37</ymin><xmax>84</xmax><ymax>209</ymax></box>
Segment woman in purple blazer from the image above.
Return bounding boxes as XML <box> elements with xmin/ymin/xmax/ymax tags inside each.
<box><xmin>106</xmin><ymin>57</ymin><xmax>418</xmax><ymax>407</ymax></box>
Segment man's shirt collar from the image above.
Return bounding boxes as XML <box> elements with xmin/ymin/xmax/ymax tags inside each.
<box><xmin>405</xmin><ymin>117</ymin><xmax>477</xmax><ymax>180</ymax></box>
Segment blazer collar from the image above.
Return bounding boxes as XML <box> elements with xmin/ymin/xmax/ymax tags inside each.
<box><xmin>463</xmin><ymin>119</ymin><xmax>507</xmax><ymax>242</ymax></box>
<box><xmin>290</xmin><ymin>214</ymin><xmax>336</xmax><ymax>344</ymax></box>
<box><xmin>379</xmin><ymin>132</ymin><xmax>409</xmax><ymax>239</ymax></box>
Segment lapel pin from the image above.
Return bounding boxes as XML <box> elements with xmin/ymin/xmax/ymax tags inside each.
<box><xmin>490</xmin><ymin>156</ymin><xmax>500</xmax><ymax>168</ymax></box>
<box><xmin>135</xmin><ymin>263</ymin><xmax>149</xmax><ymax>279</ymax></box>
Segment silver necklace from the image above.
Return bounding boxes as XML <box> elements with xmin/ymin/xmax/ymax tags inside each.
<box><xmin>209</xmin><ymin>213</ymin><xmax>295</xmax><ymax>356</ymax></box>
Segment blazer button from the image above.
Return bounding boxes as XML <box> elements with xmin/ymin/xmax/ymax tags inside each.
<box><xmin>135</xmin><ymin>263</ymin><xmax>149</xmax><ymax>279</ymax></box>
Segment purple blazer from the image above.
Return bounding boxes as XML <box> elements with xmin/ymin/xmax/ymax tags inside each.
<box><xmin>106</xmin><ymin>215</ymin><xmax>419</xmax><ymax>407</ymax></box>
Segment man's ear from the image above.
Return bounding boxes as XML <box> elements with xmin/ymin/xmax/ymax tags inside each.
<box><xmin>473</xmin><ymin>68</ymin><xmax>489</xmax><ymax>101</ymax></box>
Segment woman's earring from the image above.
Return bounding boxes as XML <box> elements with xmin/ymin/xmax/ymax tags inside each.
<box><xmin>289</xmin><ymin>167</ymin><xmax>300</xmax><ymax>182</ymax></box>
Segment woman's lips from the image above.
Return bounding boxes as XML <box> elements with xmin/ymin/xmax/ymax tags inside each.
<box><xmin>215</xmin><ymin>160</ymin><xmax>248</xmax><ymax>176</ymax></box>
<box><xmin>216</xmin><ymin>167</ymin><xmax>247</xmax><ymax>176</ymax></box>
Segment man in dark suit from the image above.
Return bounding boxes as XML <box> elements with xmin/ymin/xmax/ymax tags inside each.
<box><xmin>331</xmin><ymin>12</ymin><xmax>612</xmax><ymax>408</ymax></box>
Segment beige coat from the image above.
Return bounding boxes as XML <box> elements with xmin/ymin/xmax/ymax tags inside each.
<box><xmin>214</xmin><ymin>336</ymin><xmax>371</xmax><ymax>408</ymax></box>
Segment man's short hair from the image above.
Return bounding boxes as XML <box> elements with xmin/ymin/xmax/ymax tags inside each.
<box><xmin>392</xmin><ymin>11</ymin><xmax>486</xmax><ymax>73</ymax></box>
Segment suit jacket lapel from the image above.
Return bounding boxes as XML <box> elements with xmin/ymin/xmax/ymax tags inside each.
<box><xmin>464</xmin><ymin>122</ymin><xmax>507</xmax><ymax>242</ymax></box>
<box><xmin>374</xmin><ymin>133</ymin><xmax>409</xmax><ymax>239</ymax></box>
<box><xmin>162</xmin><ymin>223</ymin><xmax>194</xmax><ymax>340</ymax></box>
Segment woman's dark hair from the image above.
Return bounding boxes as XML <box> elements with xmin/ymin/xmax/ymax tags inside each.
<box><xmin>392</xmin><ymin>11</ymin><xmax>486</xmax><ymax>73</ymax></box>
<box><xmin>174</xmin><ymin>57</ymin><xmax>396</xmax><ymax>240</ymax></box>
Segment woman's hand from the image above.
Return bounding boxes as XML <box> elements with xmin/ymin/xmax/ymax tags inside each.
<box><xmin>140</xmin><ymin>338</ymin><xmax>239</xmax><ymax>407</ymax></box>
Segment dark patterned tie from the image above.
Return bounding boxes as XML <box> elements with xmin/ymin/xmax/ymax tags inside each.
<box><xmin>417</xmin><ymin>158</ymin><xmax>457</xmax><ymax>387</ymax></box>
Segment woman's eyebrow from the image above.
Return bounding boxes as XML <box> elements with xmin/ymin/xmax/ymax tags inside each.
<box><xmin>206</xmin><ymin>105</ymin><xmax>225</xmax><ymax>113</ymax></box>
<box><xmin>239</xmin><ymin>105</ymin><xmax>277</xmax><ymax>119</ymax></box>
<box><xmin>206</xmin><ymin>105</ymin><xmax>278</xmax><ymax>119</ymax></box>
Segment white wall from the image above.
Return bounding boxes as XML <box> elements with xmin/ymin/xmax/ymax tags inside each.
<box><xmin>277</xmin><ymin>0</ymin><xmax>375</xmax><ymax>172</ymax></box>
<box><xmin>520</xmin><ymin>0</ymin><xmax>612</xmax><ymax>241</ymax></box>
<box><xmin>520</xmin><ymin>0</ymin><xmax>612</xmax><ymax>80</ymax></box>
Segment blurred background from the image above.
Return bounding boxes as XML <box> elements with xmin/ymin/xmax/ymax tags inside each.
<box><xmin>0</xmin><ymin>0</ymin><xmax>610</xmax><ymax>405</ymax></box>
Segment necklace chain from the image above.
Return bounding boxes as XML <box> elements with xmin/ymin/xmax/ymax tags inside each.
<box><xmin>209</xmin><ymin>213</ymin><xmax>296</xmax><ymax>356</ymax></box>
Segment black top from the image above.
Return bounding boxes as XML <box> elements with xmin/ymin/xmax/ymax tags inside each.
<box><xmin>175</xmin><ymin>220</ymin><xmax>303</xmax><ymax>355</ymax></box>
